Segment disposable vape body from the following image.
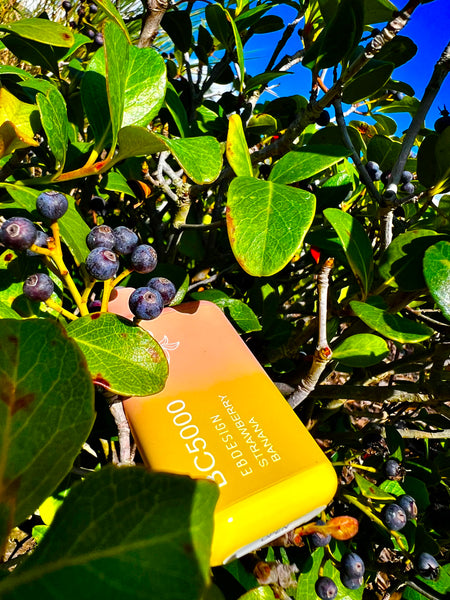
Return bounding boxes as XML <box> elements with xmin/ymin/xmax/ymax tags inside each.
<box><xmin>109</xmin><ymin>288</ymin><xmax>337</xmax><ymax>565</ymax></box>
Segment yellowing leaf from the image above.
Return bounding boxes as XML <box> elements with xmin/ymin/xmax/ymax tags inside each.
<box><xmin>0</xmin><ymin>87</ymin><xmax>39</xmax><ymax>159</ymax></box>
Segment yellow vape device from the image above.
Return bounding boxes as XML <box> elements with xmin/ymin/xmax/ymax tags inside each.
<box><xmin>109</xmin><ymin>288</ymin><xmax>337</xmax><ymax>566</ymax></box>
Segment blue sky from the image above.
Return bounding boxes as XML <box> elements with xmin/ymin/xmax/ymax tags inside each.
<box><xmin>245</xmin><ymin>0</ymin><xmax>450</xmax><ymax>131</ymax></box>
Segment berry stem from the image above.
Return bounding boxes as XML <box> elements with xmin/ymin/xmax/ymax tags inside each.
<box><xmin>101</xmin><ymin>279</ymin><xmax>116</xmax><ymax>313</ymax></box>
<box><xmin>81</xmin><ymin>278</ymin><xmax>96</xmax><ymax>305</ymax></box>
<box><xmin>333</xmin><ymin>462</ymin><xmax>378</xmax><ymax>473</ymax></box>
<box><xmin>45</xmin><ymin>298</ymin><xmax>78</xmax><ymax>321</ymax></box>
<box><xmin>28</xmin><ymin>244</ymin><xmax>53</xmax><ymax>256</ymax></box>
<box><xmin>112</xmin><ymin>267</ymin><xmax>133</xmax><ymax>287</ymax></box>
<box><xmin>342</xmin><ymin>493</ymin><xmax>409</xmax><ymax>553</ymax></box>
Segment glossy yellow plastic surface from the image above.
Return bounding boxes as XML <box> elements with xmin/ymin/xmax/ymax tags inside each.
<box><xmin>109</xmin><ymin>288</ymin><xmax>337</xmax><ymax>565</ymax></box>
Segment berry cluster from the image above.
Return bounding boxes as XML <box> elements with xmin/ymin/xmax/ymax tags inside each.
<box><xmin>314</xmin><ymin>552</ymin><xmax>365</xmax><ymax>599</ymax></box>
<box><xmin>0</xmin><ymin>191</ymin><xmax>176</xmax><ymax>322</ymax></box>
<box><xmin>365</xmin><ymin>161</ymin><xmax>416</xmax><ymax>194</ymax></box>
<box><xmin>61</xmin><ymin>0</ymin><xmax>103</xmax><ymax>45</ymax></box>
<box><xmin>382</xmin><ymin>492</ymin><xmax>417</xmax><ymax>531</ymax></box>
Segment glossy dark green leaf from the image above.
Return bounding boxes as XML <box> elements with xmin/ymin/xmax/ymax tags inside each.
<box><xmin>122</xmin><ymin>46</ymin><xmax>166</xmax><ymax>128</ymax></box>
<box><xmin>1</xmin><ymin>35</ymin><xmax>66</xmax><ymax>74</ymax></box>
<box><xmin>333</xmin><ymin>334</ymin><xmax>389</xmax><ymax>367</ymax></box>
<box><xmin>239</xmin><ymin>587</ymin><xmax>276</xmax><ymax>600</ymax></box>
<box><xmin>350</xmin><ymin>301</ymin><xmax>434</xmax><ymax>343</ymax></box>
<box><xmin>366</xmin><ymin>135</ymin><xmax>402</xmax><ymax>172</ymax></box>
<box><xmin>308</xmin><ymin>124</ymin><xmax>365</xmax><ymax>154</ymax></box>
<box><xmin>251</xmin><ymin>15</ymin><xmax>284</xmax><ymax>34</ymax></box>
<box><xmin>226</xmin><ymin>114</ymin><xmax>252</xmax><ymax>177</ymax></box>
<box><xmin>362</xmin><ymin>0</ymin><xmax>396</xmax><ymax>23</ymax></box>
<box><xmin>104</xmin><ymin>20</ymin><xmax>129</xmax><ymax>146</ymax></box>
<box><xmin>67</xmin><ymin>312</ymin><xmax>168</xmax><ymax>396</ymax></box>
<box><xmin>81</xmin><ymin>47</ymin><xmax>111</xmax><ymax>148</ymax></box>
<box><xmin>164</xmin><ymin>82</ymin><xmax>190</xmax><ymax>137</ymax></box>
<box><xmin>354</xmin><ymin>473</ymin><xmax>395</xmax><ymax>500</ymax></box>
<box><xmin>36</xmin><ymin>87</ymin><xmax>68</xmax><ymax>170</ymax></box>
<box><xmin>385</xmin><ymin>79</ymin><xmax>415</xmax><ymax>97</ymax></box>
<box><xmin>372</xmin><ymin>114</ymin><xmax>397</xmax><ymax>136</ymax></box>
<box><xmin>0</xmin><ymin>467</ymin><xmax>218</xmax><ymax>600</ymax></box>
<box><xmin>244</xmin><ymin>71</ymin><xmax>289</xmax><ymax>93</ymax></box>
<box><xmin>0</xmin><ymin>319</ymin><xmax>94</xmax><ymax>539</ymax></box>
<box><xmin>0</xmin><ymin>18</ymin><xmax>74</xmax><ymax>47</ymax></box>
<box><xmin>423</xmin><ymin>240</ymin><xmax>450</xmax><ymax>322</ymax></box>
<box><xmin>161</xmin><ymin>10</ymin><xmax>192</xmax><ymax>52</ymax></box>
<box><xmin>435</xmin><ymin>126</ymin><xmax>450</xmax><ymax>185</ymax></box>
<box><xmin>227</xmin><ymin>177</ymin><xmax>315</xmax><ymax>276</ymax></box>
<box><xmin>324</xmin><ymin>208</ymin><xmax>373</xmax><ymax>296</ymax></box>
<box><xmin>205</xmin><ymin>4</ymin><xmax>233</xmax><ymax>48</ymax></box>
<box><xmin>190</xmin><ymin>289</ymin><xmax>261</xmax><ymax>332</ymax></box>
<box><xmin>234</xmin><ymin>5</ymin><xmax>271</xmax><ymax>30</ymax></box>
<box><xmin>417</xmin><ymin>133</ymin><xmax>440</xmax><ymax>188</ymax></box>
<box><xmin>378</xmin><ymin>229</ymin><xmax>442</xmax><ymax>291</ymax></box>
<box><xmin>343</xmin><ymin>60</ymin><xmax>394</xmax><ymax>104</ymax></box>
<box><xmin>101</xmin><ymin>171</ymin><xmax>135</xmax><ymax>196</ymax></box>
<box><xmin>114</xmin><ymin>126</ymin><xmax>166</xmax><ymax>163</ymax></box>
<box><xmin>269</xmin><ymin>145</ymin><xmax>351</xmax><ymax>184</ymax></box>
<box><xmin>376</xmin><ymin>96</ymin><xmax>420</xmax><ymax>116</ymax></box>
<box><xmin>0</xmin><ymin>65</ymin><xmax>32</xmax><ymax>79</ymax></box>
<box><xmin>376</xmin><ymin>35</ymin><xmax>417</xmax><ymax>68</ymax></box>
<box><xmin>227</xmin><ymin>8</ymin><xmax>245</xmax><ymax>92</ymax></box>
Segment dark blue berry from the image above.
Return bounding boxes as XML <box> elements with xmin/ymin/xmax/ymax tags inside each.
<box><xmin>23</xmin><ymin>273</ymin><xmax>54</xmax><ymax>301</ymax></box>
<box><xmin>400</xmin><ymin>170</ymin><xmax>413</xmax><ymax>184</ymax></box>
<box><xmin>147</xmin><ymin>277</ymin><xmax>176</xmax><ymax>306</ymax></box>
<box><xmin>86</xmin><ymin>29</ymin><xmax>95</xmax><ymax>39</ymax></box>
<box><xmin>416</xmin><ymin>552</ymin><xmax>440</xmax><ymax>580</ymax></box>
<box><xmin>397</xmin><ymin>494</ymin><xmax>418</xmax><ymax>520</ymax></box>
<box><xmin>383</xmin><ymin>503</ymin><xmax>407</xmax><ymax>531</ymax></box>
<box><xmin>366</xmin><ymin>161</ymin><xmax>379</xmax><ymax>171</ymax></box>
<box><xmin>434</xmin><ymin>107</ymin><xmax>450</xmax><ymax>134</ymax></box>
<box><xmin>341</xmin><ymin>552</ymin><xmax>365</xmax><ymax>578</ymax></box>
<box><xmin>36</xmin><ymin>191</ymin><xmax>69</xmax><ymax>220</ymax></box>
<box><xmin>113</xmin><ymin>226</ymin><xmax>139</xmax><ymax>255</ymax></box>
<box><xmin>384</xmin><ymin>458</ymin><xmax>403</xmax><ymax>480</ymax></box>
<box><xmin>315</xmin><ymin>577</ymin><xmax>337</xmax><ymax>600</ymax></box>
<box><xmin>401</xmin><ymin>182</ymin><xmax>415</xmax><ymax>194</ymax></box>
<box><xmin>340</xmin><ymin>573</ymin><xmax>363</xmax><ymax>590</ymax></box>
<box><xmin>0</xmin><ymin>217</ymin><xmax>37</xmax><ymax>250</ymax></box>
<box><xmin>94</xmin><ymin>32</ymin><xmax>104</xmax><ymax>45</ymax></box>
<box><xmin>130</xmin><ymin>244</ymin><xmax>158</xmax><ymax>274</ymax></box>
<box><xmin>310</xmin><ymin>520</ymin><xmax>331</xmax><ymax>547</ymax></box>
<box><xmin>85</xmin><ymin>247</ymin><xmax>119</xmax><ymax>280</ymax></box>
<box><xmin>27</xmin><ymin>230</ymin><xmax>49</xmax><ymax>256</ymax></box>
<box><xmin>89</xmin><ymin>3</ymin><xmax>98</xmax><ymax>12</ymax></box>
<box><xmin>129</xmin><ymin>287</ymin><xmax>164</xmax><ymax>320</ymax></box>
<box><xmin>62</xmin><ymin>0</ymin><xmax>72</xmax><ymax>10</ymax></box>
<box><xmin>316</xmin><ymin>110</ymin><xmax>330</xmax><ymax>127</ymax></box>
<box><xmin>87</xmin><ymin>225</ymin><xmax>115</xmax><ymax>250</ymax></box>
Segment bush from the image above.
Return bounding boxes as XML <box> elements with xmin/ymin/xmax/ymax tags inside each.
<box><xmin>0</xmin><ymin>0</ymin><xmax>449</xmax><ymax>598</ymax></box>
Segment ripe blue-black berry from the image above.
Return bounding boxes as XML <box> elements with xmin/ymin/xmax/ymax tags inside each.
<box><xmin>131</xmin><ymin>244</ymin><xmax>158</xmax><ymax>274</ymax></box>
<box><xmin>128</xmin><ymin>287</ymin><xmax>164</xmax><ymax>320</ymax></box>
<box><xmin>147</xmin><ymin>277</ymin><xmax>176</xmax><ymax>306</ymax></box>
<box><xmin>434</xmin><ymin>107</ymin><xmax>450</xmax><ymax>134</ymax></box>
<box><xmin>400</xmin><ymin>171</ymin><xmax>413</xmax><ymax>184</ymax></box>
<box><xmin>0</xmin><ymin>217</ymin><xmax>37</xmax><ymax>250</ymax></box>
<box><xmin>389</xmin><ymin>90</ymin><xmax>405</xmax><ymax>101</ymax></box>
<box><xmin>385</xmin><ymin>458</ymin><xmax>403</xmax><ymax>480</ymax></box>
<box><xmin>62</xmin><ymin>0</ymin><xmax>72</xmax><ymax>10</ymax></box>
<box><xmin>89</xmin><ymin>3</ymin><xmax>98</xmax><ymax>12</ymax></box>
<box><xmin>36</xmin><ymin>191</ymin><xmax>69</xmax><ymax>220</ymax></box>
<box><xmin>341</xmin><ymin>552</ymin><xmax>365</xmax><ymax>578</ymax></box>
<box><xmin>94</xmin><ymin>32</ymin><xmax>104</xmax><ymax>45</ymax></box>
<box><xmin>401</xmin><ymin>182</ymin><xmax>415</xmax><ymax>194</ymax></box>
<box><xmin>23</xmin><ymin>273</ymin><xmax>54</xmax><ymax>301</ymax></box>
<box><xmin>86</xmin><ymin>28</ymin><xmax>95</xmax><ymax>39</ymax></box>
<box><xmin>27</xmin><ymin>230</ymin><xmax>49</xmax><ymax>256</ymax></box>
<box><xmin>85</xmin><ymin>247</ymin><xmax>119</xmax><ymax>280</ymax></box>
<box><xmin>397</xmin><ymin>494</ymin><xmax>418</xmax><ymax>520</ymax></box>
<box><xmin>416</xmin><ymin>553</ymin><xmax>440</xmax><ymax>580</ymax></box>
<box><xmin>340</xmin><ymin>573</ymin><xmax>363</xmax><ymax>590</ymax></box>
<box><xmin>383</xmin><ymin>503</ymin><xmax>407</xmax><ymax>531</ymax></box>
<box><xmin>310</xmin><ymin>520</ymin><xmax>331</xmax><ymax>547</ymax></box>
<box><xmin>87</xmin><ymin>225</ymin><xmax>115</xmax><ymax>250</ymax></box>
<box><xmin>315</xmin><ymin>577</ymin><xmax>337</xmax><ymax>600</ymax></box>
<box><xmin>113</xmin><ymin>226</ymin><xmax>139</xmax><ymax>255</ymax></box>
<box><xmin>366</xmin><ymin>161</ymin><xmax>382</xmax><ymax>182</ymax></box>
<box><xmin>316</xmin><ymin>110</ymin><xmax>330</xmax><ymax>127</ymax></box>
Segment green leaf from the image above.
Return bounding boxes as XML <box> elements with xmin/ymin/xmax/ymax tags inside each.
<box><xmin>376</xmin><ymin>96</ymin><xmax>420</xmax><ymax>116</ymax></box>
<box><xmin>375</xmin><ymin>35</ymin><xmax>417</xmax><ymax>68</ymax></box>
<box><xmin>308</xmin><ymin>124</ymin><xmax>365</xmax><ymax>155</ymax></box>
<box><xmin>189</xmin><ymin>290</ymin><xmax>262</xmax><ymax>333</ymax></box>
<box><xmin>104</xmin><ymin>20</ymin><xmax>129</xmax><ymax>147</ymax></box>
<box><xmin>423</xmin><ymin>240</ymin><xmax>450</xmax><ymax>322</ymax></box>
<box><xmin>0</xmin><ymin>87</ymin><xmax>39</xmax><ymax>159</ymax></box>
<box><xmin>239</xmin><ymin>587</ymin><xmax>276</xmax><ymax>600</ymax></box>
<box><xmin>164</xmin><ymin>82</ymin><xmax>190</xmax><ymax>137</ymax></box>
<box><xmin>0</xmin><ymin>319</ymin><xmax>94</xmax><ymax>538</ymax></box>
<box><xmin>90</xmin><ymin>0</ymin><xmax>131</xmax><ymax>42</ymax></box>
<box><xmin>227</xmin><ymin>177</ymin><xmax>315</xmax><ymax>276</ymax></box>
<box><xmin>434</xmin><ymin>126</ymin><xmax>450</xmax><ymax>185</ymax></box>
<box><xmin>378</xmin><ymin>229</ymin><xmax>442</xmax><ymax>291</ymax></box>
<box><xmin>247</xmin><ymin>113</ymin><xmax>278</xmax><ymax>136</ymax></box>
<box><xmin>350</xmin><ymin>301</ymin><xmax>434</xmax><ymax>343</ymax></box>
<box><xmin>67</xmin><ymin>312</ymin><xmax>169</xmax><ymax>396</ymax></box>
<box><xmin>0</xmin><ymin>467</ymin><xmax>218</xmax><ymax>599</ymax></box>
<box><xmin>269</xmin><ymin>145</ymin><xmax>351</xmax><ymax>184</ymax></box>
<box><xmin>227</xmin><ymin>8</ymin><xmax>245</xmax><ymax>92</ymax></box>
<box><xmin>226</xmin><ymin>114</ymin><xmax>252</xmax><ymax>177</ymax></box>
<box><xmin>342</xmin><ymin>60</ymin><xmax>394</xmax><ymax>104</ymax></box>
<box><xmin>324</xmin><ymin>208</ymin><xmax>373</xmax><ymax>296</ymax></box>
<box><xmin>366</xmin><ymin>135</ymin><xmax>402</xmax><ymax>173</ymax></box>
<box><xmin>205</xmin><ymin>4</ymin><xmax>233</xmax><ymax>48</ymax></box>
<box><xmin>0</xmin><ymin>65</ymin><xmax>33</xmax><ymax>79</ymax></box>
<box><xmin>122</xmin><ymin>46</ymin><xmax>167</xmax><ymax>128</ymax></box>
<box><xmin>115</xmin><ymin>126</ymin><xmax>166</xmax><ymax>163</ymax></box>
<box><xmin>417</xmin><ymin>133</ymin><xmax>440</xmax><ymax>188</ymax></box>
<box><xmin>1</xmin><ymin>35</ymin><xmax>66</xmax><ymax>74</ymax></box>
<box><xmin>354</xmin><ymin>472</ymin><xmax>395</xmax><ymax>501</ymax></box>
<box><xmin>372</xmin><ymin>114</ymin><xmax>397</xmax><ymax>136</ymax></box>
<box><xmin>164</xmin><ymin>136</ymin><xmax>223</xmax><ymax>184</ymax></box>
<box><xmin>0</xmin><ymin>18</ymin><xmax>74</xmax><ymax>47</ymax></box>
<box><xmin>101</xmin><ymin>170</ymin><xmax>135</xmax><ymax>196</ymax></box>
<box><xmin>362</xmin><ymin>0</ymin><xmax>396</xmax><ymax>23</ymax></box>
<box><xmin>36</xmin><ymin>87</ymin><xmax>68</xmax><ymax>170</ymax></box>
<box><xmin>161</xmin><ymin>10</ymin><xmax>192</xmax><ymax>52</ymax></box>
<box><xmin>234</xmin><ymin>5</ymin><xmax>271</xmax><ymax>30</ymax></box>
<box><xmin>244</xmin><ymin>71</ymin><xmax>289</xmax><ymax>93</ymax></box>
<box><xmin>333</xmin><ymin>334</ymin><xmax>389</xmax><ymax>367</ymax></box>
<box><xmin>81</xmin><ymin>47</ymin><xmax>111</xmax><ymax>148</ymax></box>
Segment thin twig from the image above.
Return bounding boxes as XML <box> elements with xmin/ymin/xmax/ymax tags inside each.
<box><xmin>108</xmin><ymin>397</ymin><xmax>134</xmax><ymax>466</ymax></box>
<box><xmin>137</xmin><ymin>0</ymin><xmax>169</xmax><ymax>48</ymax></box>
